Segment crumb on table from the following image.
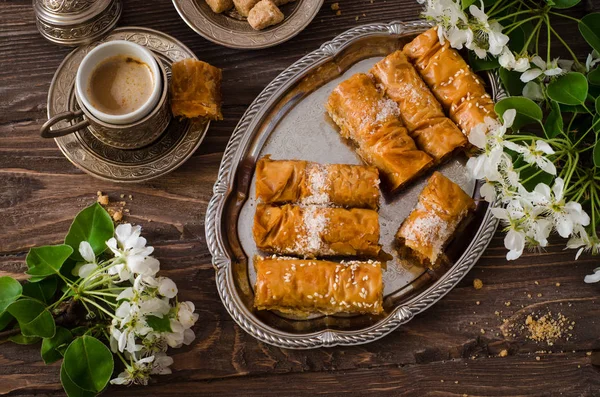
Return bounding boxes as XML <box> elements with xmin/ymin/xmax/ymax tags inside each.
<box><xmin>473</xmin><ymin>278</ymin><xmax>483</xmax><ymax>290</ymax></box>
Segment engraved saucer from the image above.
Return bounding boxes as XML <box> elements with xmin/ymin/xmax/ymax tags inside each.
<box><xmin>172</xmin><ymin>0</ymin><xmax>324</xmax><ymax>50</ymax></box>
<box><xmin>47</xmin><ymin>27</ymin><xmax>209</xmax><ymax>182</ymax></box>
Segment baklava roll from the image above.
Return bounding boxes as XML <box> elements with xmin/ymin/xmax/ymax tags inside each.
<box><xmin>396</xmin><ymin>172</ymin><xmax>475</xmax><ymax>267</ymax></box>
<box><xmin>326</xmin><ymin>73</ymin><xmax>433</xmax><ymax>191</ymax></box>
<box><xmin>253</xmin><ymin>204</ymin><xmax>381</xmax><ymax>258</ymax></box>
<box><xmin>255</xmin><ymin>156</ymin><xmax>380</xmax><ymax>209</ymax></box>
<box><xmin>254</xmin><ymin>256</ymin><xmax>384</xmax><ymax>315</ymax></box>
<box><xmin>403</xmin><ymin>28</ymin><xmax>496</xmax><ymax>135</ymax></box>
<box><xmin>370</xmin><ymin>51</ymin><xmax>467</xmax><ymax>161</ymax></box>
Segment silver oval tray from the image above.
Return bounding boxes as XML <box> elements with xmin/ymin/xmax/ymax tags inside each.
<box><xmin>205</xmin><ymin>20</ymin><xmax>503</xmax><ymax>349</ymax></box>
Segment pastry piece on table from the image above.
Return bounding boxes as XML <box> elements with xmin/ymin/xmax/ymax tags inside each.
<box><xmin>247</xmin><ymin>0</ymin><xmax>284</xmax><ymax>30</ymax></box>
<box><xmin>255</xmin><ymin>156</ymin><xmax>380</xmax><ymax>209</ymax></box>
<box><xmin>233</xmin><ymin>0</ymin><xmax>260</xmax><ymax>16</ymax></box>
<box><xmin>403</xmin><ymin>28</ymin><xmax>495</xmax><ymax>135</ymax></box>
<box><xmin>396</xmin><ymin>171</ymin><xmax>475</xmax><ymax>267</ymax></box>
<box><xmin>326</xmin><ymin>73</ymin><xmax>433</xmax><ymax>192</ymax></box>
<box><xmin>370</xmin><ymin>50</ymin><xmax>467</xmax><ymax>162</ymax></box>
<box><xmin>253</xmin><ymin>204</ymin><xmax>381</xmax><ymax>258</ymax></box>
<box><xmin>205</xmin><ymin>0</ymin><xmax>233</xmax><ymax>13</ymax></box>
<box><xmin>171</xmin><ymin>59</ymin><xmax>223</xmax><ymax>120</ymax></box>
<box><xmin>254</xmin><ymin>256</ymin><xmax>383</xmax><ymax>315</ymax></box>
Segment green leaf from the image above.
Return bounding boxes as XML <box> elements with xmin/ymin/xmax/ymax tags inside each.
<box><xmin>146</xmin><ymin>315</ymin><xmax>172</xmax><ymax>333</ymax></box>
<box><xmin>579</xmin><ymin>13</ymin><xmax>600</xmax><ymax>54</ymax></box>
<box><xmin>9</xmin><ymin>334</ymin><xmax>41</xmax><ymax>345</ymax></box>
<box><xmin>495</xmin><ymin>96</ymin><xmax>543</xmax><ymax>130</ymax></box>
<box><xmin>22</xmin><ymin>277</ymin><xmax>57</xmax><ymax>304</ymax></box>
<box><xmin>462</xmin><ymin>0</ymin><xmax>476</xmax><ymax>8</ymax></box>
<box><xmin>0</xmin><ymin>277</ymin><xmax>22</xmax><ymax>313</ymax></box>
<box><xmin>468</xmin><ymin>51</ymin><xmax>500</xmax><ymax>72</ymax></box>
<box><xmin>560</xmin><ymin>103</ymin><xmax>588</xmax><ymax>113</ymax></box>
<box><xmin>589</xmin><ymin>67</ymin><xmax>600</xmax><ymax>86</ymax></box>
<box><xmin>65</xmin><ymin>203</ymin><xmax>114</xmax><ymax>262</ymax></box>
<box><xmin>42</xmin><ymin>326</ymin><xmax>73</xmax><ymax>364</ymax></box>
<box><xmin>594</xmin><ymin>139</ymin><xmax>600</xmax><ymax>167</ymax></box>
<box><xmin>7</xmin><ymin>299</ymin><xmax>55</xmax><ymax>338</ymax></box>
<box><xmin>26</xmin><ymin>245</ymin><xmax>73</xmax><ymax>281</ymax></box>
<box><xmin>70</xmin><ymin>326</ymin><xmax>89</xmax><ymax>337</ymax></box>
<box><xmin>547</xmin><ymin>73</ymin><xmax>589</xmax><ymax>105</ymax></box>
<box><xmin>499</xmin><ymin>68</ymin><xmax>526</xmax><ymax>97</ymax></box>
<box><xmin>596</xmin><ymin>96</ymin><xmax>600</xmax><ymax>114</ymax></box>
<box><xmin>0</xmin><ymin>312</ymin><xmax>14</xmax><ymax>331</ymax></box>
<box><xmin>545</xmin><ymin>101</ymin><xmax>564</xmax><ymax>138</ymax></box>
<box><xmin>60</xmin><ymin>364</ymin><xmax>97</xmax><ymax>397</ymax></box>
<box><xmin>549</xmin><ymin>0</ymin><xmax>580</xmax><ymax>8</ymax></box>
<box><xmin>63</xmin><ymin>336</ymin><xmax>114</xmax><ymax>393</ymax></box>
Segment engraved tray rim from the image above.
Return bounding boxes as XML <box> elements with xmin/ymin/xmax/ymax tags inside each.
<box><xmin>205</xmin><ymin>20</ymin><xmax>502</xmax><ymax>349</ymax></box>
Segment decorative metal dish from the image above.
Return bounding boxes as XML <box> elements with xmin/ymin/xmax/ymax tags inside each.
<box><xmin>205</xmin><ymin>20</ymin><xmax>503</xmax><ymax>349</ymax></box>
<box><xmin>47</xmin><ymin>27</ymin><xmax>209</xmax><ymax>183</ymax></box>
<box><xmin>172</xmin><ymin>0</ymin><xmax>323</xmax><ymax>49</ymax></box>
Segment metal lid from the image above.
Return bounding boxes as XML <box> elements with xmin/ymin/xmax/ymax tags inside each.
<box><xmin>33</xmin><ymin>0</ymin><xmax>122</xmax><ymax>46</ymax></box>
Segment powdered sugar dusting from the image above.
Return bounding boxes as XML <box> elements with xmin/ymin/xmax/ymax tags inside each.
<box><xmin>293</xmin><ymin>206</ymin><xmax>328</xmax><ymax>255</ymax></box>
<box><xmin>302</xmin><ymin>164</ymin><xmax>330</xmax><ymax>205</ymax></box>
<box><xmin>375</xmin><ymin>98</ymin><xmax>400</xmax><ymax>123</ymax></box>
<box><xmin>402</xmin><ymin>203</ymin><xmax>448</xmax><ymax>257</ymax></box>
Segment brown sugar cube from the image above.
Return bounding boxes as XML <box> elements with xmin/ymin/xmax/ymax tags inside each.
<box><xmin>233</xmin><ymin>0</ymin><xmax>260</xmax><ymax>16</ymax></box>
<box><xmin>171</xmin><ymin>59</ymin><xmax>223</xmax><ymax>120</ymax></box>
<box><xmin>205</xmin><ymin>0</ymin><xmax>233</xmax><ymax>13</ymax></box>
<box><xmin>247</xmin><ymin>0</ymin><xmax>284</xmax><ymax>30</ymax></box>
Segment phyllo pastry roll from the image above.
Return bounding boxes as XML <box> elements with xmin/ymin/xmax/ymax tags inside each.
<box><xmin>370</xmin><ymin>51</ymin><xmax>467</xmax><ymax>161</ymax></box>
<box><xmin>403</xmin><ymin>28</ymin><xmax>495</xmax><ymax>135</ymax></box>
<box><xmin>254</xmin><ymin>256</ymin><xmax>384</xmax><ymax>315</ymax></box>
<box><xmin>255</xmin><ymin>156</ymin><xmax>380</xmax><ymax>209</ymax></box>
<box><xmin>396</xmin><ymin>172</ymin><xmax>475</xmax><ymax>267</ymax></box>
<box><xmin>171</xmin><ymin>59</ymin><xmax>223</xmax><ymax>120</ymax></box>
<box><xmin>253</xmin><ymin>204</ymin><xmax>381</xmax><ymax>258</ymax></box>
<box><xmin>326</xmin><ymin>73</ymin><xmax>433</xmax><ymax>191</ymax></box>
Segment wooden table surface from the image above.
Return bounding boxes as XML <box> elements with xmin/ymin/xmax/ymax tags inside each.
<box><xmin>1</xmin><ymin>0</ymin><xmax>600</xmax><ymax>396</ymax></box>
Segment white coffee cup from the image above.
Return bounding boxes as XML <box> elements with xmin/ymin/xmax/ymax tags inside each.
<box><xmin>75</xmin><ymin>40</ymin><xmax>162</xmax><ymax>125</ymax></box>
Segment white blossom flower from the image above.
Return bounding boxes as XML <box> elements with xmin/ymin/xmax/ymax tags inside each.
<box><xmin>151</xmin><ymin>353</ymin><xmax>174</xmax><ymax>375</ymax></box>
<box><xmin>504</xmin><ymin>140</ymin><xmax>556</xmax><ymax>175</ymax></box>
<box><xmin>177</xmin><ymin>301</ymin><xmax>199</xmax><ymax>329</ymax></box>
<box><xmin>585</xmin><ymin>267</ymin><xmax>600</xmax><ymax>283</ymax></box>
<box><xmin>521</xmin><ymin>56</ymin><xmax>565</xmax><ymax>82</ymax></box>
<box><xmin>73</xmin><ymin>241</ymin><xmax>98</xmax><ymax>278</ymax></box>
<box><xmin>533</xmin><ymin>178</ymin><xmax>590</xmax><ymax>238</ymax></box>
<box><xmin>586</xmin><ymin>51</ymin><xmax>600</xmax><ymax>72</ymax></box>
<box><xmin>110</xmin><ymin>356</ymin><xmax>155</xmax><ymax>386</ymax></box>
<box><xmin>467</xmin><ymin>2</ymin><xmax>509</xmax><ymax>57</ymax></box>
<box><xmin>106</xmin><ymin>224</ymin><xmax>155</xmax><ymax>282</ymax></box>
<box><xmin>498</xmin><ymin>47</ymin><xmax>530</xmax><ymax>72</ymax></box>
<box><xmin>157</xmin><ymin>277</ymin><xmax>178</xmax><ymax>299</ymax></box>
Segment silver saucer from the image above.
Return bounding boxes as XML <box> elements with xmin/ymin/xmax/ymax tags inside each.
<box><xmin>47</xmin><ymin>27</ymin><xmax>210</xmax><ymax>183</ymax></box>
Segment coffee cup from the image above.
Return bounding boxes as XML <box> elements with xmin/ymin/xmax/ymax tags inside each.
<box><xmin>41</xmin><ymin>41</ymin><xmax>171</xmax><ymax>150</ymax></box>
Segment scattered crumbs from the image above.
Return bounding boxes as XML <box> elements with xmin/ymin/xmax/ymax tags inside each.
<box><xmin>555</xmin><ymin>282</ymin><xmax>561</xmax><ymax>287</ymax></box>
<box><xmin>499</xmin><ymin>349</ymin><xmax>508</xmax><ymax>357</ymax></box>
<box><xmin>480</xmin><ymin>328</ymin><xmax>485</xmax><ymax>334</ymax></box>
<box><xmin>505</xmin><ymin>301</ymin><xmax>511</xmax><ymax>307</ymax></box>
<box><xmin>331</xmin><ymin>2</ymin><xmax>339</xmax><ymax>10</ymax></box>
<box><xmin>535</xmin><ymin>281</ymin><xmax>539</xmax><ymax>285</ymax></box>
<box><xmin>527</xmin><ymin>293</ymin><xmax>532</xmax><ymax>299</ymax></box>
<box><xmin>578</xmin><ymin>365</ymin><xmax>581</xmax><ymax>368</ymax></box>
<box><xmin>336</xmin><ymin>10</ymin><xmax>341</xmax><ymax>16</ymax></box>
<box><xmin>535</xmin><ymin>356</ymin><xmax>541</xmax><ymax>361</ymax></box>
<box><xmin>112</xmin><ymin>211</ymin><xmax>123</xmax><ymax>222</ymax></box>
<box><xmin>355</xmin><ymin>16</ymin><xmax>359</xmax><ymax>21</ymax></box>
<box><xmin>587</xmin><ymin>351</ymin><xmax>592</xmax><ymax>356</ymax></box>
<box><xmin>454</xmin><ymin>381</ymin><xmax>459</xmax><ymax>384</ymax></box>
<box><xmin>97</xmin><ymin>192</ymin><xmax>109</xmax><ymax>205</ymax></box>
<box><xmin>476</xmin><ymin>301</ymin><xmax>480</xmax><ymax>305</ymax></box>
<box><xmin>525</xmin><ymin>312</ymin><xmax>572</xmax><ymax>345</ymax></box>
<box><xmin>440</xmin><ymin>380</ymin><xmax>444</xmax><ymax>383</ymax></box>
<box><xmin>537</xmin><ymin>293</ymin><xmax>543</xmax><ymax>297</ymax></box>
<box><xmin>473</xmin><ymin>279</ymin><xmax>483</xmax><ymax>289</ymax></box>
<box><xmin>494</xmin><ymin>311</ymin><xmax>500</xmax><ymax>316</ymax></box>
<box><xmin>120</xmin><ymin>194</ymin><xmax>125</xmax><ymax>198</ymax></box>
<box><xmin>128</xmin><ymin>194</ymin><xmax>133</xmax><ymax>200</ymax></box>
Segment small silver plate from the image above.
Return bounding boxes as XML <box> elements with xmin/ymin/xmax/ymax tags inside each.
<box><xmin>206</xmin><ymin>20</ymin><xmax>502</xmax><ymax>349</ymax></box>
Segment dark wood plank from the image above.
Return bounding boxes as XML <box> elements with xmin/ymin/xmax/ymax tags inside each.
<box><xmin>1</xmin><ymin>0</ymin><xmax>599</xmax><ymax>396</ymax></box>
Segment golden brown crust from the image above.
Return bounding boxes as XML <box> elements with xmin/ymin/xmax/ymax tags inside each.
<box><xmin>255</xmin><ymin>156</ymin><xmax>380</xmax><ymax>209</ymax></box>
<box><xmin>325</xmin><ymin>73</ymin><xmax>432</xmax><ymax>191</ymax></box>
<box><xmin>370</xmin><ymin>51</ymin><xmax>467</xmax><ymax>161</ymax></box>
<box><xmin>170</xmin><ymin>59</ymin><xmax>223</xmax><ymax>120</ymax></box>
<box><xmin>403</xmin><ymin>28</ymin><xmax>495</xmax><ymax>135</ymax></box>
<box><xmin>253</xmin><ymin>256</ymin><xmax>383</xmax><ymax>315</ymax></box>
<box><xmin>396</xmin><ymin>172</ymin><xmax>475</xmax><ymax>266</ymax></box>
<box><xmin>253</xmin><ymin>204</ymin><xmax>381</xmax><ymax>258</ymax></box>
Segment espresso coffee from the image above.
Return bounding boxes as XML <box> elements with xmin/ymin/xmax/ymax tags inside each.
<box><xmin>88</xmin><ymin>55</ymin><xmax>154</xmax><ymax>116</ymax></box>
